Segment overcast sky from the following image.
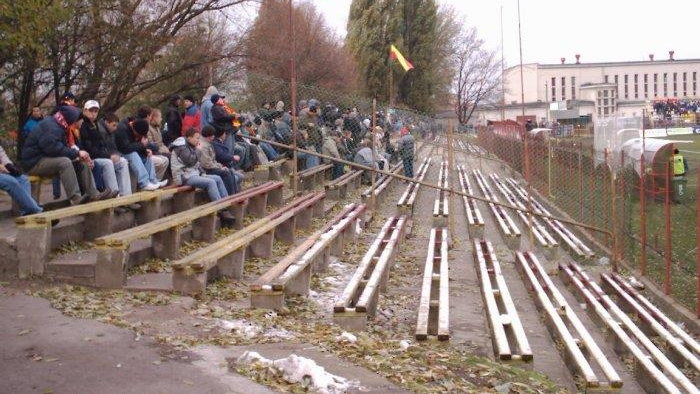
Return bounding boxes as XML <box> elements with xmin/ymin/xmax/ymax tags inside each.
<box><xmin>309</xmin><ymin>0</ymin><xmax>700</xmax><ymax>66</ymax></box>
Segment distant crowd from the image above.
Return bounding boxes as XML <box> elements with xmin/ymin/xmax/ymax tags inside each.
<box><xmin>1</xmin><ymin>86</ymin><xmax>424</xmax><ymax>221</ymax></box>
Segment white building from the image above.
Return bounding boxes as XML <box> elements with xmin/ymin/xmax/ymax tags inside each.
<box><xmin>473</xmin><ymin>53</ymin><xmax>700</xmax><ymax>125</ymax></box>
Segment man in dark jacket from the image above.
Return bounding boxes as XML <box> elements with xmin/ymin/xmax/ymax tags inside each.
<box><xmin>115</xmin><ymin>117</ymin><xmax>166</xmax><ymax>191</ymax></box>
<box><xmin>164</xmin><ymin>95</ymin><xmax>183</xmax><ymax>146</ymax></box>
<box><xmin>80</xmin><ymin>100</ymin><xmax>131</xmax><ymax>197</ymax></box>
<box><xmin>21</xmin><ymin>105</ymin><xmax>108</xmax><ymax>205</ymax></box>
<box><xmin>210</xmin><ymin>94</ymin><xmax>252</xmax><ymax>170</ymax></box>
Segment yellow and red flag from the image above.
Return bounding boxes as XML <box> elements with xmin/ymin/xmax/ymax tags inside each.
<box><xmin>389</xmin><ymin>45</ymin><xmax>414</xmax><ymax>72</ymax></box>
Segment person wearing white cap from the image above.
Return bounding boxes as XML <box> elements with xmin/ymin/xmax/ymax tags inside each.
<box><xmin>80</xmin><ymin>100</ymin><xmax>131</xmax><ymax>198</ymax></box>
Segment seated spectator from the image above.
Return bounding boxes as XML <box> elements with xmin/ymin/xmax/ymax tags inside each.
<box><xmin>80</xmin><ymin>100</ymin><xmax>131</xmax><ymax>197</ymax></box>
<box><xmin>210</xmin><ymin>94</ymin><xmax>252</xmax><ymax>170</ymax></box>
<box><xmin>0</xmin><ymin>145</ymin><xmax>42</xmax><ymax>216</ymax></box>
<box><xmin>247</xmin><ymin>119</ymin><xmax>279</xmax><ymax>161</ymax></box>
<box><xmin>171</xmin><ymin>128</ymin><xmax>235</xmax><ymax>221</ymax></box>
<box><xmin>211</xmin><ymin>128</ymin><xmax>242</xmax><ymax>170</ymax></box>
<box><xmin>198</xmin><ymin>126</ymin><xmax>243</xmax><ymax>195</ymax></box>
<box><xmin>115</xmin><ymin>117</ymin><xmax>167</xmax><ymax>191</ymax></box>
<box><xmin>182</xmin><ymin>95</ymin><xmax>201</xmax><ymax>133</ymax></box>
<box><xmin>147</xmin><ymin>108</ymin><xmax>170</xmax><ymax>156</ymax></box>
<box><xmin>353</xmin><ymin>139</ymin><xmax>377</xmax><ymax>184</ymax></box>
<box><xmin>321</xmin><ymin>131</ymin><xmax>344</xmax><ymax>180</ymax></box>
<box><xmin>136</xmin><ymin>105</ymin><xmax>169</xmax><ymax>181</ymax></box>
<box><xmin>21</xmin><ymin>105</ymin><xmax>111</xmax><ymax>205</ymax></box>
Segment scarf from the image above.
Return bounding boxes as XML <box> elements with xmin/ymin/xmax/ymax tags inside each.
<box><xmin>54</xmin><ymin>112</ymin><xmax>77</xmax><ymax>147</ymax></box>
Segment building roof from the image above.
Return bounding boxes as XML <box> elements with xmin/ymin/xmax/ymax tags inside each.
<box><xmin>504</xmin><ymin>58</ymin><xmax>700</xmax><ymax>72</ymax></box>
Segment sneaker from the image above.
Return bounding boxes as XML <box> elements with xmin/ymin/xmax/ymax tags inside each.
<box><xmin>157</xmin><ymin>180</ymin><xmax>169</xmax><ymax>188</ymax></box>
<box><xmin>107</xmin><ymin>189</ymin><xmax>120</xmax><ymax>199</ymax></box>
<box><xmin>128</xmin><ymin>203</ymin><xmax>142</xmax><ymax>210</ymax></box>
<box><xmin>142</xmin><ymin>183</ymin><xmax>159</xmax><ymax>191</ymax></box>
<box><xmin>219</xmin><ymin>210</ymin><xmax>236</xmax><ymax>222</ymax></box>
<box><xmin>70</xmin><ymin>194</ymin><xmax>91</xmax><ymax>206</ymax></box>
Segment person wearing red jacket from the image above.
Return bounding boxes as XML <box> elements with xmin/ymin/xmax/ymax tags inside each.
<box><xmin>182</xmin><ymin>95</ymin><xmax>201</xmax><ymax>133</ymax></box>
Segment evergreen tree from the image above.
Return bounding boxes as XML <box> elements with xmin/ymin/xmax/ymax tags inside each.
<box><xmin>346</xmin><ymin>0</ymin><xmax>438</xmax><ymax>113</ymax></box>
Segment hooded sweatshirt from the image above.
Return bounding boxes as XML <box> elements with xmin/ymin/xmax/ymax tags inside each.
<box><xmin>170</xmin><ymin>137</ymin><xmax>204</xmax><ymax>185</ymax></box>
<box><xmin>200</xmin><ymin>86</ymin><xmax>218</xmax><ymax>129</ymax></box>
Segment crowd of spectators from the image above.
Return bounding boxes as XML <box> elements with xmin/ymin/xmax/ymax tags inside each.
<box><xmin>3</xmin><ymin>86</ymin><xmax>428</xmax><ymax>222</ymax></box>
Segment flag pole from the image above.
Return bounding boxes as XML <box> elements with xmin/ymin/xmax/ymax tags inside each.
<box><xmin>388</xmin><ymin>61</ymin><xmax>394</xmax><ymax>107</ymax></box>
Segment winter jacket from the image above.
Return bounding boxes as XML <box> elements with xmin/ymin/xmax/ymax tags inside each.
<box><xmin>197</xmin><ymin>138</ymin><xmax>225</xmax><ymax>171</ymax></box>
<box><xmin>353</xmin><ymin>147</ymin><xmax>376</xmax><ymax>169</ymax></box>
<box><xmin>321</xmin><ymin>137</ymin><xmax>340</xmax><ymax>163</ymax></box>
<box><xmin>165</xmin><ymin>105</ymin><xmax>183</xmax><ymax>139</ymax></box>
<box><xmin>212</xmin><ymin>138</ymin><xmax>234</xmax><ymax>168</ymax></box>
<box><xmin>21</xmin><ymin>117</ymin><xmax>42</xmax><ymax>140</ymax></box>
<box><xmin>21</xmin><ymin>115</ymin><xmax>79</xmax><ymax>171</ymax></box>
<box><xmin>115</xmin><ymin>118</ymin><xmax>149</xmax><ymax>158</ymax></box>
<box><xmin>210</xmin><ymin>104</ymin><xmax>235</xmax><ymax>135</ymax></box>
<box><xmin>170</xmin><ymin>137</ymin><xmax>204</xmax><ymax>185</ymax></box>
<box><xmin>398</xmin><ymin>134</ymin><xmax>415</xmax><ymax>158</ymax></box>
<box><xmin>182</xmin><ymin>104</ymin><xmax>202</xmax><ymax>133</ymax></box>
<box><xmin>80</xmin><ymin>119</ymin><xmax>114</xmax><ymax>160</ymax></box>
<box><xmin>147</xmin><ymin>124</ymin><xmax>170</xmax><ymax>155</ymax></box>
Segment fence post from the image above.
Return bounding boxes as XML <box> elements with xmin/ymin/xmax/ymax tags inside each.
<box><xmin>696</xmin><ymin>170</ymin><xmax>699</xmax><ymax>318</ymax></box>
<box><xmin>578</xmin><ymin>143</ymin><xmax>583</xmax><ymax>220</ymax></box>
<box><xmin>369</xmin><ymin>99</ymin><xmax>377</xmax><ymax>215</ymax></box>
<box><xmin>611</xmin><ymin>170</ymin><xmax>619</xmax><ymax>273</ymax></box>
<box><xmin>288</xmin><ymin>0</ymin><xmax>298</xmax><ymax>197</ymax></box>
<box><xmin>547</xmin><ymin>138</ymin><xmax>552</xmax><ymax>197</ymax></box>
<box><xmin>664</xmin><ymin>161</ymin><xmax>672</xmax><ymax>295</ymax></box>
<box><xmin>640</xmin><ymin>153</ymin><xmax>647</xmax><ymax>276</ymax></box>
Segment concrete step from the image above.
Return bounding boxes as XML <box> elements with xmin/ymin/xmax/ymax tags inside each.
<box><xmin>126</xmin><ymin>273</ymin><xmax>174</xmax><ymax>292</ymax></box>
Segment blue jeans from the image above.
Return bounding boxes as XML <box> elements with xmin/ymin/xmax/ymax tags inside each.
<box><xmin>124</xmin><ymin>152</ymin><xmax>157</xmax><ymax>188</ymax></box>
<box><xmin>259</xmin><ymin>142</ymin><xmax>279</xmax><ymax>161</ymax></box>
<box><xmin>185</xmin><ymin>174</ymin><xmax>228</xmax><ymax>201</ymax></box>
<box><xmin>206</xmin><ymin>168</ymin><xmax>242</xmax><ymax>195</ymax></box>
<box><xmin>332</xmin><ymin>162</ymin><xmax>344</xmax><ymax>180</ymax></box>
<box><xmin>94</xmin><ymin>157</ymin><xmax>132</xmax><ymax>196</ymax></box>
<box><xmin>298</xmin><ymin>151</ymin><xmax>320</xmax><ymax>170</ymax></box>
<box><xmin>0</xmin><ymin>174</ymin><xmax>42</xmax><ymax>215</ymax></box>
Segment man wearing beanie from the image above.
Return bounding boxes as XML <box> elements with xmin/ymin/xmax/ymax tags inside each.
<box><xmin>21</xmin><ymin>105</ymin><xmax>110</xmax><ymax>205</ymax></box>
<box><xmin>115</xmin><ymin>116</ymin><xmax>167</xmax><ymax>191</ymax></box>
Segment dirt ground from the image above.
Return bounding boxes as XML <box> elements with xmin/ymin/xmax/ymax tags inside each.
<box><xmin>0</xmin><ymin>140</ymin><xmax>663</xmax><ymax>393</ymax></box>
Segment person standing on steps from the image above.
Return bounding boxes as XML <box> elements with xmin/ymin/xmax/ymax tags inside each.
<box><xmin>397</xmin><ymin>127</ymin><xmax>415</xmax><ymax>179</ymax></box>
<box><xmin>670</xmin><ymin>147</ymin><xmax>689</xmax><ymax>203</ymax></box>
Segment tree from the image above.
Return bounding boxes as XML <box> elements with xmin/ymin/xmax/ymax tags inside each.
<box><xmin>244</xmin><ymin>0</ymin><xmax>358</xmax><ymax>93</ymax></box>
<box><xmin>453</xmin><ymin>27</ymin><xmax>501</xmax><ymax>125</ymax></box>
<box><xmin>347</xmin><ymin>0</ymin><xmax>441</xmax><ymax>113</ymax></box>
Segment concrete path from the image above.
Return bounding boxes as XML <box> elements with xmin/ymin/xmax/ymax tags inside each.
<box><xmin>0</xmin><ymin>292</ymin><xmax>273</xmax><ymax>394</ymax></box>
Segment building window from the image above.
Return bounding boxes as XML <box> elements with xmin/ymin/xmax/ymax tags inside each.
<box><xmin>624</xmin><ymin>74</ymin><xmax>629</xmax><ymax>99</ymax></box>
<box><xmin>664</xmin><ymin>73</ymin><xmax>668</xmax><ymax>97</ymax></box>
<box><xmin>604</xmin><ymin>75</ymin><xmax>609</xmax><ymax>83</ymax></box>
<box><xmin>551</xmin><ymin>77</ymin><xmax>556</xmax><ymax>101</ymax></box>
<box><xmin>673</xmin><ymin>72</ymin><xmax>677</xmax><ymax>97</ymax></box>
<box><xmin>634</xmin><ymin>74</ymin><xmax>638</xmax><ymax>99</ymax></box>
<box><xmin>694</xmin><ymin>72</ymin><xmax>697</xmax><ymax>96</ymax></box>
<box><xmin>683</xmin><ymin>72</ymin><xmax>687</xmax><ymax>97</ymax></box>
<box><xmin>614</xmin><ymin>75</ymin><xmax>619</xmax><ymax>97</ymax></box>
<box><xmin>644</xmin><ymin>74</ymin><xmax>648</xmax><ymax>98</ymax></box>
<box><xmin>603</xmin><ymin>107</ymin><xmax>609</xmax><ymax>115</ymax></box>
<box><xmin>654</xmin><ymin>73</ymin><xmax>658</xmax><ymax>97</ymax></box>
<box><xmin>571</xmin><ymin>76</ymin><xmax>576</xmax><ymax>99</ymax></box>
<box><xmin>561</xmin><ymin>77</ymin><xmax>566</xmax><ymax>100</ymax></box>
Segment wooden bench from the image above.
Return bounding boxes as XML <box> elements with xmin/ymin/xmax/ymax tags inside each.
<box><xmin>171</xmin><ymin>192</ymin><xmax>325</xmax><ymax>295</ymax></box>
<box><xmin>93</xmin><ymin>182</ymin><xmax>284</xmax><ymax>288</ymax></box>
<box><xmin>473</xmin><ymin>239</ymin><xmax>532</xmax><ymax>363</ymax></box>
<box><xmin>600</xmin><ymin>273</ymin><xmax>700</xmax><ymax>373</ymax></box>
<box><xmin>415</xmin><ymin>227</ymin><xmax>449</xmax><ymax>341</ymax></box>
<box><xmin>457</xmin><ymin>165</ymin><xmax>484</xmax><ymax>238</ymax></box>
<box><xmin>250</xmin><ymin>203</ymin><xmax>367</xmax><ymax>309</ymax></box>
<box><xmin>254</xmin><ymin>158</ymin><xmax>290</xmax><ymax>182</ymax></box>
<box><xmin>432</xmin><ymin>161</ymin><xmax>449</xmax><ymax>226</ymax></box>
<box><xmin>505</xmin><ymin>178</ymin><xmax>594</xmax><ymax>261</ymax></box>
<box><xmin>515</xmin><ymin>252</ymin><xmax>621</xmax><ymax>389</ymax></box>
<box><xmin>560</xmin><ymin>263</ymin><xmax>696</xmax><ymax>393</ymax></box>
<box><xmin>472</xmin><ymin>170</ymin><xmax>521</xmax><ymax>250</ymax></box>
<box><xmin>490</xmin><ymin>174</ymin><xmax>559</xmax><ymax>260</ymax></box>
<box><xmin>294</xmin><ymin>163</ymin><xmax>333</xmax><ymax>190</ymax></box>
<box><xmin>361</xmin><ymin>163</ymin><xmax>403</xmax><ymax>207</ymax></box>
<box><xmin>13</xmin><ymin>184</ymin><xmax>201</xmax><ymax>278</ymax></box>
<box><xmin>324</xmin><ymin>170</ymin><xmax>363</xmax><ymax>200</ymax></box>
<box><xmin>333</xmin><ymin>215</ymin><xmax>407</xmax><ymax>331</ymax></box>
<box><xmin>397</xmin><ymin>158</ymin><xmax>431</xmax><ymax>215</ymax></box>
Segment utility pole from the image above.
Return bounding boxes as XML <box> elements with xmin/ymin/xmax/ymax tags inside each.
<box><xmin>289</xmin><ymin>0</ymin><xmax>298</xmax><ymax>196</ymax></box>
<box><xmin>500</xmin><ymin>5</ymin><xmax>505</xmax><ymax>121</ymax></box>
<box><xmin>517</xmin><ymin>0</ymin><xmax>525</xmax><ymax>118</ymax></box>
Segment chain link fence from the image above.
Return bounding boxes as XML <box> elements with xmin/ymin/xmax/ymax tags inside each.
<box><xmin>477</xmin><ymin>121</ymin><xmax>698</xmax><ymax>314</ymax></box>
